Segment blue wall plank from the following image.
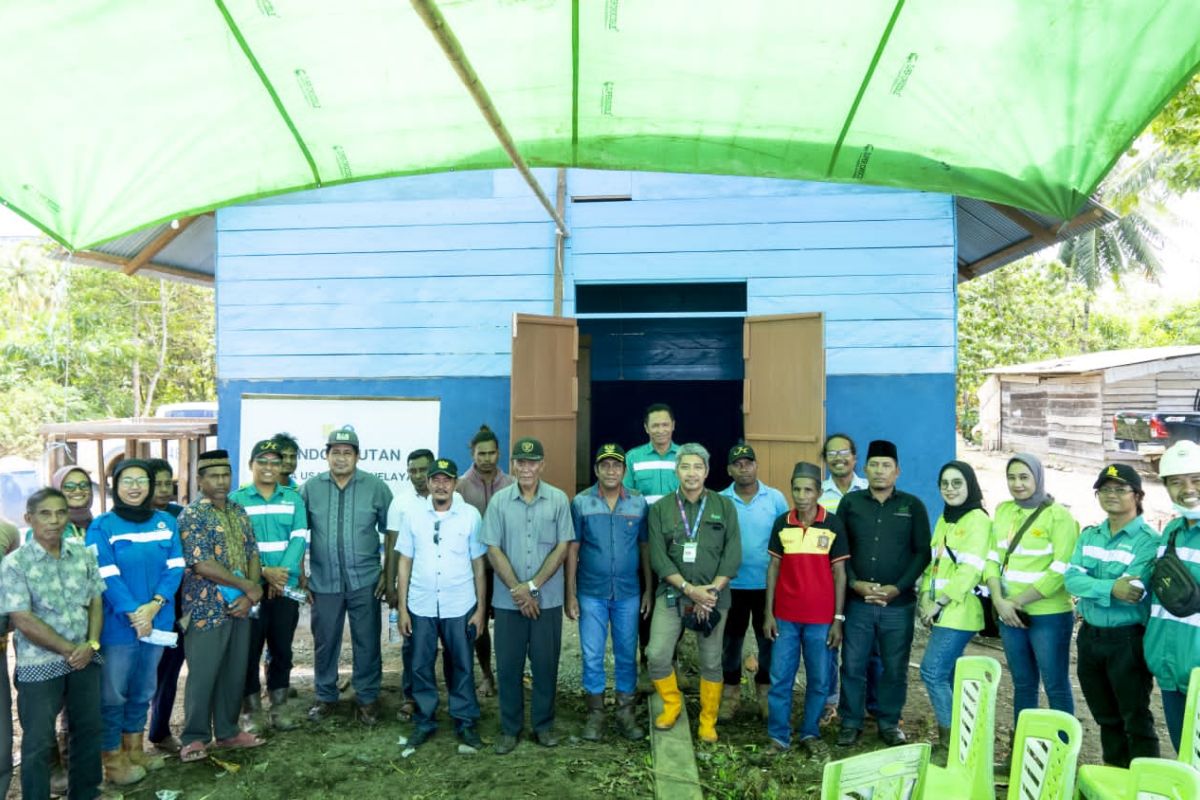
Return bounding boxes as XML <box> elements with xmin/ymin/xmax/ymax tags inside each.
<box><xmin>218</xmin><ymin>250</ymin><xmax>553</xmax><ymax>281</ymax></box>
<box><xmin>219</xmin><ymin>326</ymin><xmax>512</xmax><ymax>358</ymax></box>
<box><xmin>218</xmin><ymin>275</ymin><xmax>550</xmax><ymax>306</ymax></box>
<box><xmin>631</xmin><ymin>172</ymin><xmax>905</xmax><ymax>200</ymax></box>
<box><xmin>218</xmin><ymin>301</ymin><xmax>544</xmax><ymax>331</ymax></box>
<box><xmin>219</xmin><ymin>353</ymin><xmax>511</xmax><ymax>380</ymax></box>
<box><xmin>826</xmin><ymin>372</ymin><xmax>956</xmax><ymax>518</ymax></box>
<box><xmin>217</xmin><ymin>376</ymin><xmax>511</xmax><ymax>484</ymax></box>
<box><xmin>748</xmin><ymin>292</ymin><xmax>954</xmax><ymax>321</ymax></box>
<box><xmin>220</xmin><ymin>222</ymin><xmax>555</xmax><ymax>256</ymax></box>
<box><xmin>826</xmin><ymin>347</ymin><xmax>956</xmax><ymax>375</ymax></box>
<box><xmin>220</xmin><ymin>196</ymin><xmax>551</xmax><ymax>231</ymax></box>
<box><xmin>570</xmin><ymin>193</ymin><xmax>951</xmax><ymax>228</ymax></box>
<box><xmin>569</xmin><ymin>248</ymin><xmax>954</xmax><ymax>281</ymax></box>
<box><xmin>570</xmin><ymin>219</ymin><xmax>954</xmax><ymax>254</ymax></box>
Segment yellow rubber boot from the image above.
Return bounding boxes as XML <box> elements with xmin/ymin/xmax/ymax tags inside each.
<box><xmin>651</xmin><ymin>672</ymin><xmax>682</xmax><ymax>730</ymax></box>
<box><xmin>697</xmin><ymin>679</ymin><xmax>723</xmax><ymax>743</ymax></box>
<box><xmin>124</xmin><ymin>732</ymin><xmax>165</xmax><ymax>772</ymax></box>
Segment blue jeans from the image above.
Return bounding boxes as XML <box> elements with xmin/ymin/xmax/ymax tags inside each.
<box><xmin>768</xmin><ymin>620</ymin><xmax>830</xmax><ymax>746</ymax></box>
<box><xmin>839</xmin><ymin>600</ymin><xmax>916</xmax><ymax>730</ymax></box>
<box><xmin>410</xmin><ymin>609</ymin><xmax>480</xmax><ymax>734</ymax></box>
<box><xmin>997</xmin><ymin>611</ymin><xmax>1075</xmax><ymax>726</ymax></box>
<box><xmin>826</xmin><ymin>641</ymin><xmax>884</xmax><ymax>712</ymax></box>
<box><xmin>579</xmin><ymin>594</ymin><xmax>640</xmax><ymax>695</ymax></box>
<box><xmin>919</xmin><ymin>626</ymin><xmax>976</xmax><ymax>728</ymax></box>
<box><xmin>100</xmin><ymin>641</ymin><xmax>164</xmax><ymax>751</ymax></box>
<box><xmin>1162</xmin><ymin>688</ymin><xmax>1186</xmax><ymax>753</ymax></box>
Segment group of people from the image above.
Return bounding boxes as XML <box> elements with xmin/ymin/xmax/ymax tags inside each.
<box><xmin>2</xmin><ymin>400</ymin><xmax>1200</xmax><ymax>799</ymax></box>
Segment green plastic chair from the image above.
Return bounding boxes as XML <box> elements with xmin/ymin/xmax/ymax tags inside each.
<box><xmin>924</xmin><ymin>655</ymin><xmax>1001</xmax><ymax>800</ymax></box>
<box><xmin>1127</xmin><ymin>757</ymin><xmax>1200</xmax><ymax>798</ymax></box>
<box><xmin>821</xmin><ymin>742</ymin><xmax>930</xmax><ymax>800</ymax></box>
<box><xmin>1005</xmin><ymin>709</ymin><xmax>1082</xmax><ymax>800</ymax></box>
<box><xmin>1075</xmin><ymin>666</ymin><xmax>1200</xmax><ymax>799</ymax></box>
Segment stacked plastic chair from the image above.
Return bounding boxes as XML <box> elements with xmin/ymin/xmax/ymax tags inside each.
<box><xmin>1075</xmin><ymin>666</ymin><xmax>1200</xmax><ymax>799</ymax></box>
<box><xmin>1004</xmin><ymin>710</ymin><xmax>1082</xmax><ymax>800</ymax></box>
<box><xmin>821</xmin><ymin>742</ymin><xmax>930</xmax><ymax>799</ymax></box>
<box><xmin>925</xmin><ymin>655</ymin><xmax>1001</xmax><ymax>800</ymax></box>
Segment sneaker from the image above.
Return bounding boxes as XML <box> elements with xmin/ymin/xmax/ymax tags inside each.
<box><xmin>407</xmin><ymin>727</ymin><xmax>435</xmax><ymax>748</ymax></box>
<box><xmin>800</xmin><ymin>736</ymin><xmax>830</xmax><ymax>761</ymax></box>
<box><xmin>458</xmin><ymin>726</ymin><xmax>483</xmax><ymax>751</ymax></box>
<box><xmin>494</xmin><ymin>733</ymin><xmax>518</xmax><ymax>755</ymax></box>
<box><xmin>879</xmin><ymin>727</ymin><xmax>907</xmax><ymax>747</ymax></box>
<box><xmin>535</xmin><ymin>729</ymin><xmax>560</xmax><ymax>748</ymax></box>
<box><xmin>836</xmin><ymin>727</ymin><xmax>861</xmax><ymax>747</ymax></box>
<box><xmin>307</xmin><ymin>701</ymin><xmax>335</xmax><ymax>722</ymax></box>
<box><xmin>765</xmin><ymin>739</ymin><xmax>790</xmax><ymax>756</ymax></box>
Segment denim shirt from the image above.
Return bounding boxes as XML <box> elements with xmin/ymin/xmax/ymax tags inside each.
<box><xmin>571</xmin><ymin>484</ymin><xmax>648</xmax><ymax>601</ymax></box>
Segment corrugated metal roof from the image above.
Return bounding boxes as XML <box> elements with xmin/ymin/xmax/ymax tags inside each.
<box><xmin>986</xmin><ymin>346</ymin><xmax>1200</xmax><ymax>376</ymax></box>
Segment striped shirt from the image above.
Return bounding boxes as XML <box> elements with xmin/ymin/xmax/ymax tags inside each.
<box><xmin>229</xmin><ymin>484</ymin><xmax>309</xmax><ymax>588</ymax></box>
<box><xmin>1145</xmin><ymin>517</ymin><xmax>1200</xmax><ymax>691</ymax></box>
<box><xmin>983</xmin><ymin>500</ymin><xmax>1079</xmax><ymax>615</ymax></box>
<box><xmin>1064</xmin><ymin>516</ymin><xmax>1158</xmax><ymax>627</ymax></box>
<box><xmin>622</xmin><ymin>442</ymin><xmax>679</xmax><ymax>504</ymax></box>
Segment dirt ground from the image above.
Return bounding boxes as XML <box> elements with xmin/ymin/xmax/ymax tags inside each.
<box><xmin>4</xmin><ymin>444</ymin><xmax>1183</xmax><ymax>799</ymax></box>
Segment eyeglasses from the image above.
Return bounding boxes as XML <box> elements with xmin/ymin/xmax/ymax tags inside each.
<box><xmin>1097</xmin><ymin>485</ymin><xmax>1133</xmax><ymax>496</ymax></box>
<box><xmin>119</xmin><ymin>477</ymin><xmax>150</xmax><ymax>488</ymax></box>
<box><xmin>825</xmin><ymin>448</ymin><xmax>852</xmax><ymax>458</ymax></box>
<box><xmin>939</xmin><ymin>479</ymin><xmax>966</xmax><ymax>490</ymax></box>
<box><xmin>61</xmin><ymin>481</ymin><xmax>90</xmax><ymax>492</ymax></box>
<box><xmin>433</xmin><ymin>520</ymin><xmax>441</xmax><ymax>545</ymax></box>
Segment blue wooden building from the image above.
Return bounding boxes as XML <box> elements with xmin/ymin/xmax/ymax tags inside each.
<box><xmin>70</xmin><ymin>168</ymin><xmax>1108</xmax><ymax>513</ymax></box>
<box><xmin>212</xmin><ymin>169</ymin><xmax>957</xmax><ymax>511</ymax></box>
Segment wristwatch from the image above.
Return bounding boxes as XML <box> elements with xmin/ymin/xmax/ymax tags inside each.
<box><xmin>833</xmin><ymin>614</ymin><xmax>846</xmax><ymax>622</ymax></box>
<box><xmin>86</xmin><ymin>640</ymin><xmax>100</xmax><ymax>652</ymax></box>
<box><xmin>528</xmin><ymin>581</ymin><xmax>540</xmax><ymax>598</ymax></box>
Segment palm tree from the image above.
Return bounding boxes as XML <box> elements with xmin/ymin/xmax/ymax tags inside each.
<box><xmin>1056</xmin><ymin>147</ymin><xmax>1176</xmax><ymax>342</ymax></box>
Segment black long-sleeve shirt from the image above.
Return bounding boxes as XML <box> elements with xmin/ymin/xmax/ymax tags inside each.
<box><xmin>836</xmin><ymin>488</ymin><xmax>931</xmax><ymax>607</ymax></box>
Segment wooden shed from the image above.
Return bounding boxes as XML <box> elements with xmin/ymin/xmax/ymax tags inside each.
<box><xmin>977</xmin><ymin>346</ymin><xmax>1200</xmax><ymax>469</ymax></box>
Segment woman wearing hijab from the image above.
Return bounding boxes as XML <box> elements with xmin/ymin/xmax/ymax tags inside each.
<box><xmin>982</xmin><ymin>453</ymin><xmax>1080</xmax><ymax>768</ymax></box>
<box><xmin>917</xmin><ymin>461</ymin><xmax>991</xmax><ymax>765</ymax></box>
<box><xmin>85</xmin><ymin>460</ymin><xmax>184</xmax><ymax>787</ymax></box>
<box><xmin>50</xmin><ymin>466</ymin><xmax>94</xmax><ymax>543</ymax></box>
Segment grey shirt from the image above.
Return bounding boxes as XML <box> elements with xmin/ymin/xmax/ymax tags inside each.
<box><xmin>480</xmin><ymin>480</ymin><xmax>574</xmax><ymax>611</ymax></box>
<box><xmin>300</xmin><ymin>469</ymin><xmax>393</xmax><ymax>594</ymax></box>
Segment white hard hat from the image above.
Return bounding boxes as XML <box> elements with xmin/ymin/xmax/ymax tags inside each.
<box><xmin>1159</xmin><ymin>441</ymin><xmax>1200</xmax><ymax>478</ymax></box>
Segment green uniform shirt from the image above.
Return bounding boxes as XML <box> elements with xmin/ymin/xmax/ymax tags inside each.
<box><xmin>229</xmin><ymin>483</ymin><xmax>309</xmax><ymax>588</ymax></box>
<box><xmin>1064</xmin><ymin>515</ymin><xmax>1158</xmax><ymax>627</ymax></box>
<box><xmin>1144</xmin><ymin>517</ymin><xmax>1200</xmax><ymax>692</ymax></box>
<box><xmin>984</xmin><ymin>500</ymin><xmax>1079</xmax><ymax>615</ymax></box>
<box><xmin>648</xmin><ymin>489</ymin><xmax>741</xmax><ymax>610</ymax></box>
<box><xmin>622</xmin><ymin>442</ymin><xmax>680</xmax><ymax>504</ymax></box>
<box><xmin>919</xmin><ymin>508</ymin><xmax>992</xmax><ymax>632</ymax></box>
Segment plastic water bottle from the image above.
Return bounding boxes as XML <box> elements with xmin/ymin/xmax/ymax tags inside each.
<box><xmin>388</xmin><ymin>608</ymin><xmax>401</xmax><ymax>644</ymax></box>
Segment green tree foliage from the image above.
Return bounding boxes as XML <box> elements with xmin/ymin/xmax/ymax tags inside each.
<box><xmin>0</xmin><ymin>241</ymin><xmax>215</xmax><ymax>457</ymax></box>
<box><xmin>1152</xmin><ymin>74</ymin><xmax>1200</xmax><ymax>193</ymax></box>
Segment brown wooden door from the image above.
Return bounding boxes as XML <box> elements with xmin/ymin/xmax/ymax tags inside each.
<box><xmin>510</xmin><ymin>313</ymin><xmax>578</xmax><ymax>495</ymax></box>
<box><xmin>743</xmin><ymin>313</ymin><xmax>825</xmax><ymax>494</ymax></box>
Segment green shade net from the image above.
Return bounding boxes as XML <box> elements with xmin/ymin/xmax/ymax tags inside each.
<box><xmin>1</xmin><ymin>0</ymin><xmax>1197</xmax><ymax>250</ymax></box>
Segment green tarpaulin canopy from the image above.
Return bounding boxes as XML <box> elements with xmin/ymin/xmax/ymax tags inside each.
<box><xmin>2</xmin><ymin>0</ymin><xmax>1198</xmax><ymax>250</ymax></box>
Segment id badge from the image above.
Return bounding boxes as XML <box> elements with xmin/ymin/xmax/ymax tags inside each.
<box><xmin>682</xmin><ymin>542</ymin><xmax>698</xmax><ymax>563</ymax></box>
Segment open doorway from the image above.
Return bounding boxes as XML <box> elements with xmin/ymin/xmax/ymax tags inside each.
<box><xmin>579</xmin><ymin>315</ymin><xmax>744</xmax><ymax>491</ymax></box>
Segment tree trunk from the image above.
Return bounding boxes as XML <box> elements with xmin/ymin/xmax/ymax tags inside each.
<box><xmin>142</xmin><ymin>281</ymin><xmax>170</xmax><ymax>415</ymax></box>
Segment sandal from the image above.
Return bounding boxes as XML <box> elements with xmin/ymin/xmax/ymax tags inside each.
<box><xmin>179</xmin><ymin>741</ymin><xmax>208</xmax><ymax>763</ymax></box>
<box><xmin>213</xmin><ymin>731</ymin><xmax>266</xmax><ymax>750</ymax></box>
<box><xmin>476</xmin><ymin>677</ymin><xmax>496</xmax><ymax>698</ymax></box>
<box><xmin>396</xmin><ymin>700</ymin><xmax>416</xmax><ymax>722</ymax></box>
<box><xmin>818</xmin><ymin>704</ymin><xmax>838</xmax><ymax>728</ymax></box>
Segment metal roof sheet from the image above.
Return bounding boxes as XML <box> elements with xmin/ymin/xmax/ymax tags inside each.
<box><xmin>985</xmin><ymin>346</ymin><xmax>1200</xmax><ymax>376</ymax></box>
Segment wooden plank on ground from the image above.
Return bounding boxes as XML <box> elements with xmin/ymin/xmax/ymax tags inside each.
<box><xmin>649</xmin><ymin>695</ymin><xmax>704</xmax><ymax>800</ymax></box>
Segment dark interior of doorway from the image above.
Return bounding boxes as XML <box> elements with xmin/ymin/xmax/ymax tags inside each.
<box><xmin>589</xmin><ymin>380</ymin><xmax>744</xmax><ymax>491</ymax></box>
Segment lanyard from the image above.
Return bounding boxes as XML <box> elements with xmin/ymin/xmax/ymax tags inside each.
<box><xmin>676</xmin><ymin>492</ymin><xmax>707</xmax><ymax>541</ymax></box>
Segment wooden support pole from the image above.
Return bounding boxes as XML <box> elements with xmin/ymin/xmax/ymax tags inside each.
<box><xmin>123</xmin><ymin>215</ymin><xmax>200</xmax><ymax>275</ymax></box>
<box><xmin>409</xmin><ymin>0</ymin><xmax>570</xmax><ymax>238</ymax></box>
<box><xmin>553</xmin><ymin>168</ymin><xmax>567</xmax><ymax>316</ymax></box>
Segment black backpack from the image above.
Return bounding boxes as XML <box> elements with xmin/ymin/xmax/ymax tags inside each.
<box><xmin>1151</xmin><ymin>526</ymin><xmax>1200</xmax><ymax>617</ymax></box>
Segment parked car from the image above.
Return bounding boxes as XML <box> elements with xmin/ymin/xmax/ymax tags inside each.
<box><xmin>1113</xmin><ymin>405</ymin><xmax>1200</xmax><ymax>465</ymax></box>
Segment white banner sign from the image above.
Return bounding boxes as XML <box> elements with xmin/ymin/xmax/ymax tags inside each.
<box><xmin>238</xmin><ymin>395</ymin><xmax>440</xmax><ymax>498</ymax></box>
